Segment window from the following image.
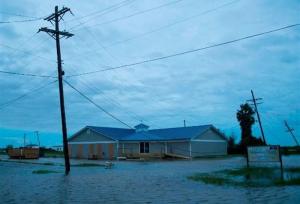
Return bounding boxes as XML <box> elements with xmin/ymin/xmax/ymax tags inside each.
<box><xmin>140</xmin><ymin>142</ymin><xmax>149</xmax><ymax>153</ymax></box>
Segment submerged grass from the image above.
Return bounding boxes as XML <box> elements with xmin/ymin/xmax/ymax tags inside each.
<box><xmin>72</xmin><ymin>163</ymin><xmax>104</xmax><ymax>167</ymax></box>
<box><xmin>188</xmin><ymin>174</ymin><xmax>230</xmax><ymax>185</ymax></box>
<box><xmin>188</xmin><ymin>167</ymin><xmax>300</xmax><ymax>187</ymax></box>
<box><xmin>0</xmin><ymin>159</ymin><xmax>59</xmax><ymax>166</ymax></box>
<box><xmin>274</xmin><ymin>178</ymin><xmax>300</xmax><ymax>186</ymax></box>
<box><xmin>32</xmin><ymin>170</ymin><xmax>60</xmax><ymax>174</ymax></box>
<box><xmin>285</xmin><ymin>167</ymin><xmax>300</xmax><ymax>173</ymax></box>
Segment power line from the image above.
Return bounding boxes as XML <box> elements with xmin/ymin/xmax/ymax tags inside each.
<box><xmin>103</xmin><ymin>0</ymin><xmax>240</xmax><ymax>48</ymax></box>
<box><xmin>68</xmin><ymin>75</ymin><xmax>162</xmax><ymax>129</ymax></box>
<box><xmin>76</xmin><ymin>19</ymin><xmax>123</xmax><ymax>65</ymax></box>
<box><xmin>0</xmin><ymin>11</ymin><xmax>41</xmax><ymax>19</ymax></box>
<box><xmin>64</xmin><ymin>80</ymin><xmax>133</xmax><ymax>129</ymax></box>
<box><xmin>0</xmin><ymin>80</ymin><xmax>57</xmax><ymax>110</ymax></box>
<box><xmin>69</xmin><ymin>0</ymin><xmax>136</xmax><ymax>30</ymax></box>
<box><xmin>0</xmin><ymin>70</ymin><xmax>56</xmax><ymax>78</ymax></box>
<box><xmin>70</xmin><ymin>0</ymin><xmax>239</xmax><ymax>59</ymax></box>
<box><xmin>0</xmin><ymin>42</ymin><xmax>56</xmax><ymax>63</ymax></box>
<box><xmin>67</xmin><ymin>23</ymin><xmax>300</xmax><ymax>77</ymax></box>
<box><xmin>74</xmin><ymin>0</ymin><xmax>185</xmax><ymax>30</ymax></box>
<box><xmin>0</xmin><ymin>17</ymin><xmax>43</xmax><ymax>24</ymax></box>
<box><xmin>67</xmin><ymin>0</ymin><xmax>133</xmax><ymax>22</ymax></box>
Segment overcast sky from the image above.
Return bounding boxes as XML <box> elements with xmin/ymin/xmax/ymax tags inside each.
<box><xmin>0</xmin><ymin>0</ymin><xmax>299</xmax><ymax>147</ymax></box>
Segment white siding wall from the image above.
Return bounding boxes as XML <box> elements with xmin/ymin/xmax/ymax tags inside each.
<box><xmin>191</xmin><ymin>141</ymin><xmax>227</xmax><ymax>157</ymax></box>
<box><xmin>190</xmin><ymin>128</ymin><xmax>228</xmax><ymax>157</ymax></box>
<box><xmin>167</xmin><ymin>142</ymin><xmax>190</xmax><ymax>157</ymax></box>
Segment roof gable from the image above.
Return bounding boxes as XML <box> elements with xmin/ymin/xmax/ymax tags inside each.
<box><xmin>87</xmin><ymin>126</ymin><xmax>134</xmax><ymax>140</ymax></box>
<box><xmin>69</xmin><ymin>124</ymin><xmax>224</xmax><ymax>142</ymax></box>
<box><xmin>121</xmin><ymin>131</ymin><xmax>164</xmax><ymax>141</ymax></box>
<box><xmin>148</xmin><ymin>125</ymin><xmax>213</xmax><ymax>140</ymax></box>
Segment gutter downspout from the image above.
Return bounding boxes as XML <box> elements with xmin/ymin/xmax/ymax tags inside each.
<box><xmin>117</xmin><ymin>140</ymin><xmax>119</xmax><ymax>159</ymax></box>
<box><xmin>165</xmin><ymin>142</ymin><xmax>167</xmax><ymax>155</ymax></box>
<box><xmin>189</xmin><ymin>141</ymin><xmax>192</xmax><ymax>160</ymax></box>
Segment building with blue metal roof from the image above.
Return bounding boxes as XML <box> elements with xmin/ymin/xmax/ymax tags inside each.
<box><xmin>68</xmin><ymin>123</ymin><xmax>228</xmax><ymax>159</ymax></box>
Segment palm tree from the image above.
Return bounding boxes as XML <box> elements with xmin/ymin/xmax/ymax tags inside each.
<box><xmin>236</xmin><ymin>103</ymin><xmax>255</xmax><ymax>142</ymax></box>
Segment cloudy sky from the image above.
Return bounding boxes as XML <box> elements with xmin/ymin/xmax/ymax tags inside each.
<box><xmin>0</xmin><ymin>0</ymin><xmax>299</xmax><ymax>147</ymax></box>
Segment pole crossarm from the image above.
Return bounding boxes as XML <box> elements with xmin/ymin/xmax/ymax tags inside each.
<box><xmin>38</xmin><ymin>27</ymin><xmax>74</xmax><ymax>38</ymax></box>
<box><xmin>44</xmin><ymin>7</ymin><xmax>73</xmax><ymax>22</ymax></box>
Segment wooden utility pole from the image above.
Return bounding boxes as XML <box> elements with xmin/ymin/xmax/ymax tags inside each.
<box><xmin>23</xmin><ymin>133</ymin><xmax>26</xmax><ymax>147</ymax></box>
<box><xmin>38</xmin><ymin>6</ymin><xmax>73</xmax><ymax>174</ymax></box>
<box><xmin>35</xmin><ymin>131</ymin><xmax>40</xmax><ymax>147</ymax></box>
<box><xmin>247</xmin><ymin>90</ymin><xmax>266</xmax><ymax>145</ymax></box>
<box><xmin>284</xmin><ymin>120</ymin><xmax>299</xmax><ymax>147</ymax></box>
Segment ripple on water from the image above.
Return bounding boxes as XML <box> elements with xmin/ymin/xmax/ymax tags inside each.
<box><xmin>1</xmin><ymin>156</ymin><xmax>300</xmax><ymax>203</ymax></box>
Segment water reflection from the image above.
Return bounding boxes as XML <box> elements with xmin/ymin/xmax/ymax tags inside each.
<box><xmin>0</xmin><ymin>156</ymin><xmax>300</xmax><ymax>203</ymax></box>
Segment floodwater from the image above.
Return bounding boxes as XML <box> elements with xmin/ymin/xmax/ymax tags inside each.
<box><xmin>0</xmin><ymin>156</ymin><xmax>300</xmax><ymax>204</ymax></box>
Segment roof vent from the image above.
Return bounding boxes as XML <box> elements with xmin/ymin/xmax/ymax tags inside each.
<box><xmin>134</xmin><ymin>123</ymin><xmax>149</xmax><ymax>132</ymax></box>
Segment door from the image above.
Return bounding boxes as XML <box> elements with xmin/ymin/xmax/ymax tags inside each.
<box><xmin>88</xmin><ymin>144</ymin><xmax>95</xmax><ymax>159</ymax></box>
<box><xmin>96</xmin><ymin>144</ymin><xmax>102</xmax><ymax>159</ymax></box>
<box><xmin>108</xmin><ymin>144</ymin><xmax>114</xmax><ymax>160</ymax></box>
<box><xmin>77</xmin><ymin>144</ymin><xmax>83</xmax><ymax>159</ymax></box>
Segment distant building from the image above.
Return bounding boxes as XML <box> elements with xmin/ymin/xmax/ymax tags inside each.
<box><xmin>68</xmin><ymin>123</ymin><xmax>228</xmax><ymax>160</ymax></box>
<box><xmin>52</xmin><ymin>145</ymin><xmax>63</xmax><ymax>152</ymax></box>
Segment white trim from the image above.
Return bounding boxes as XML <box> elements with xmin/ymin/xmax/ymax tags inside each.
<box><xmin>189</xmin><ymin>141</ymin><xmax>192</xmax><ymax>158</ymax></box>
<box><xmin>165</xmin><ymin>142</ymin><xmax>167</xmax><ymax>154</ymax></box>
<box><xmin>117</xmin><ymin>141</ymin><xmax>119</xmax><ymax>156</ymax></box>
<box><xmin>120</xmin><ymin>140</ymin><xmax>189</xmax><ymax>143</ymax></box>
<box><xmin>69</xmin><ymin>141</ymin><xmax>117</xmax><ymax>144</ymax></box>
<box><xmin>191</xmin><ymin>139</ymin><xmax>226</xmax><ymax>143</ymax></box>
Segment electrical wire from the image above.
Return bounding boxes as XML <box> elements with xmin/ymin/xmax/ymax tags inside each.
<box><xmin>69</xmin><ymin>0</ymin><xmax>133</xmax><ymax>22</ymax></box>
<box><xmin>74</xmin><ymin>0</ymin><xmax>185</xmax><ymax>30</ymax></box>
<box><xmin>104</xmin><ymin>0</ymin><xmax>240</xmax><ymax>48</ymax></box>
<box><xmin>0</xmin><ymin>17</ymin><xmax>43</xmax><ymax>24</ymax></box>
<box><xmin>0</xmin><ymin>10</ymin><xmax>40</xmax><ymax>19</ymax></box>
<box><xmin>69</xmin><ymin>0</ymin><xmax>136</xmax><ymax>31</ymax></box>
<box><xmin>0</xmin><ymin>80</ymin><xmax>58</xmax><ymax>110</ymax></box>
<box><xmin>0</xmin><ymin>42</ymin><xmax>56</xmax><ymax>63</ymax></box>
<box><xmin>0</xmin><ymin>70</ymin><xmax>56</xmax><ymax>78</ymax></box>
<box><xmin>67</xmin><ymin>23</ymin><xmax>300</xmax><ymax>77</ymax></box>
<box><xmin>64</xmin><ymin>80</ymin><xmax>133</xmax><ymax>129</ymax></box>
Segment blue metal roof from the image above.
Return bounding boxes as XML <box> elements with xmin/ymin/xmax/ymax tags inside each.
<box><xmin>148</xmin><ymin>125</ymin><xmax>213</xmax><ymax>141</ymax></box>
<box><xmin>82</xmin><ymin>124</ymin><xmax>215</xmax><ymax>141</ymax></box>
<box><xmin>87</xmin><ymin>126</ymin><xmax>134</xmax><ymax>140</ymax></box>
<box><xmin>121</xmin><ymin>131</ymin><xmax>164</xmax><ymax>141</ymax></box>
<box><xmin>134</xmin><ymin>123</ymin><xmax>149</xmax><ymax>129</ymax></box>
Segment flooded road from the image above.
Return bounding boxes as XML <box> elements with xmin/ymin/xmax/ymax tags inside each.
<box><xmin>1</xmin><ymin>156</ymin><xmax>300</xmax><ymax>203</ymax></box>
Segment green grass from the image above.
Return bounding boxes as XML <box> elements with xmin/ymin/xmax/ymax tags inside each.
<box><xmin>32</xmin><ymin>169</ymin><xmax>60</xmax><ymax>174</ymax></box>
<box><xmin>188</xmin><ymin>174</ymin><xmax>230</xmax><ymax>185</ymax></box>
<box><xmin>42</xmin><ymin>162</ymin><xmax>55</xmax><ymax>166</ymax></box>
<box><xmin>71</xmin><ymin>163</ymin><xmax>104</xmax><ymax>167</ymax></box>
<box><xmin>222</xmin><ymin>167</ymin><xmax>275</xmax><ymax>178</ymax></box>
<box><xmin>274</xmin><ymin>178</ymin><xmax>300</xmax><ymax>186</ymax></box>
<box><xmin>188</xmin><ymin>167</ymin><xmax>300</xmax><ymax>187</ymax></box>
<box><xmin>285</xmin><ymin>167</ymin><xmax>300</xmax><ymax>173</ymax></box>
<box><xmin>43</xmin><ymin>152</ymin><xmax>64</xmax><ymax>158</ymax></box>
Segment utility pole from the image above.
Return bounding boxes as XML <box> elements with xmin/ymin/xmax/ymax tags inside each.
<box><xmin>247</xmin><ymin>90</ymin><xmax>266</xmax><ymax>145</ymax></box>
<box><xmin>35</xmin><ymin>131</ymin><xmax>40</xmax><ymax>147</ymax></box>
<box><xmin>284</xmin><ymin>120</ymin><xmax>299</xmax><ymax>147</ymax></box>
<box><xmin>23</xmin><ymin>133</ymin><xmax>26</xmax><ymax>147</ymax></box>
<box><xmin>38</xmin><ymin>6</ymin><xmax>73</xmax><ymax>175</ymax></box>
